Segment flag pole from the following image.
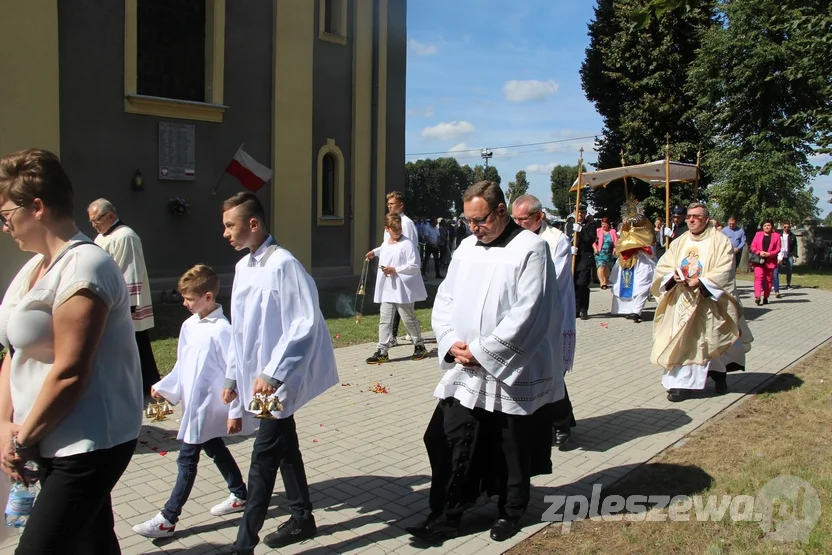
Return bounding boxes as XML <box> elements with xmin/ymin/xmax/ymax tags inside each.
<box><xmin>571</xmin><ymin>147</ymin><xmax>584</xmax><ymax>276</ymax></box>
<box><xmin>212</xmin><ymin>143</ymin><xmax>244</xmax><ymax>195</ymax></box>
<box><xmin>693</xmin><ymin>143</ymin><xmax>702</xmax><ymax>201</ymax></box>
<box><xmin>620</xmin><ymin>149</ymin><xmax>629</xmax><ymax>198</ymax></box>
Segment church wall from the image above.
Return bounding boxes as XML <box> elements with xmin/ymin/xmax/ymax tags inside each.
<box><xmin>56</xmin><ymin>0</ymin><xmax>274</xmax><ymax>280</ymax></box>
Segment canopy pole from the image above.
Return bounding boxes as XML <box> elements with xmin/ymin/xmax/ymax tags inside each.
<box><xmin>571</xmin><ymin>148</ymin><xmax>584</xmax><ymax>276</ymax></box>
<box><xmin>693</xmin><ymin>143</ymin><xmax>702</xmax><ymax>201</ymax></box>
<box><xmin>665</xmin><ymin>133</ymin><xmax>671</xmax><ymax>249</ymax></box>
<box><xmin>620</xmin><ymin>149</ymin><xmax>629</xmax><ymax>198</ymax></box>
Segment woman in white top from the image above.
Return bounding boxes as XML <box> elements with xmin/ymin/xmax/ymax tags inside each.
<box><xmin>0</xmin><ymin>148</ymin><xmax>143</xmax><ymax>554</ymax></box>
<box><xmin>366</xmin><ymin>213</ymin><xmax>428</xmax><ymax>364</ymax></box>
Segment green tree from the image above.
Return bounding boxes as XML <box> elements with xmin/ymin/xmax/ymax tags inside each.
<box><xmin>550</xmin><ymin>164</ymin><xmax>586</xmax><ymax>218</ymax></box>
<box><xmin>404</xmin><ymin>157</ymin><xmax>470</xmax><ymax>218</ymax></box>
<box><xmin>471</xmin><ymin>164</ymin><xmax>502</xmax><ymax>186</ymax></box>
<box><xmin>687</xmin><ymin>0</ymin><xmax>823</xmax><ymax>224</ymax></box>
<box><xmin>506</xmin><ymin>170</ymin><xmax>530</xmax><ymax>205</ymax></box>
<box><xmin>580</xmin><ymin>0</ymin><xmax>714</xmax><ymax>220</ymax></box>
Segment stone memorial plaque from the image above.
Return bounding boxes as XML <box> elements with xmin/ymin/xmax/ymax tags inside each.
<box><xmin>158</xmin><ymin>122</ymin><xmax>195</xmax><ymax>181</ymax></box>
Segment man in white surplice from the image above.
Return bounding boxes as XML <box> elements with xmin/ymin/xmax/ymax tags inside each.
<box><xmin>219</xmin><ymin>193</ymin><xmax>339</xmax><ymax>554</ymax></box>
<box><xmin>88</xmin><ymin>198</ymin><xmax>160</xmax><ymax>395</ymax></box>
<box><xmin>511</xmin><ymin>194</ymin><xmax>577</xmax><ymax>449</ymax></box>
<box><xmin>406</xmin><ymin>181</ymin><xmax>564</xmax><ymax>544</ymax></box>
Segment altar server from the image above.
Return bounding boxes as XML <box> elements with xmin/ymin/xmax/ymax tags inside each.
<box><xmin>365</xmin><ymin>212</ymin><xmax>428</xmax><ymax>364</ymax></box>
<box><xmin>511</xmin><ymin>194</ymin><xmax>577</xmax><ymax>448</ymax></box>
<box><xmin>219</xmin><ymin>192</ymin><xmax>339</xmax><ymax>554</ymax></box>
<box><xmin>406</xmin><ymin>181</ymin><xmax>564</xmax><ymax>543</ymax></box>
<box><xmin>132</xmin><ymin>264</ymin><xmax>254</xmax><ymax>539</ymax></box>
<box><xmin>88</xmin><ymin>198</ymin><xmax>160</xmax><ymax>394</ymax></box>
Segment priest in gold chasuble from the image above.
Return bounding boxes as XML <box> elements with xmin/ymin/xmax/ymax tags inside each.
<box><xmin>650</xmin><ymin>203</ymin><xmax>753</xmax><ymax>402</ymax></box>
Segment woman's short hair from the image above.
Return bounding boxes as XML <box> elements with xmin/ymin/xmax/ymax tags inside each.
<box><xmin>0</xmin><ymin>148</ymin><xmax>74</xmax><ymax>219</ymax></box>
<box><xmin>763</xmin><ymin>219</ymin><xmax>774</xmax><ymax>226</ymax></box>
<box><xmin>385</xmin><ymin>212</ymin><xmax>402</xmax><ymax>230</ymax></box>
<box><xmin>178</xmin><ymin>264</ymin><xmax>220</xmax><ymax>297</ymax></box>
<box><xmin>601</xmin><ymin>217</ymin><xmax>610</xmax><ymax>224</ymax></box>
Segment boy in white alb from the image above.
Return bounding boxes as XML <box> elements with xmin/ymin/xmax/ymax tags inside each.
<box><xmin>132</xmin><ymin>265</ymin><xmax>255</xmax><ymax>538</ymax></box>
<box><xmin>366</xmin><ymin>213</ymin><xmax>429</xmax><ymax>364</ymax></box>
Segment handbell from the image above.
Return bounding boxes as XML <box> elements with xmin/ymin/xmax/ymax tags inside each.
<box><xmin>163</xmin><ymin>401</ymin><xmax>174</xmax><ymax>414</ymax></box>
<box><xmin>248</xmin><ymin>397</ymin><xmax>263</xmax><ymax>411</ymax></box>
<box><xmin>267</xmin><ymin>398</ymin><xmax>284</xmax><ymax>412</ymax></box>
<box><xmin>145</xmin><ymin>404</ymin><xmax>155</xmax><ymax>418</ymax></box>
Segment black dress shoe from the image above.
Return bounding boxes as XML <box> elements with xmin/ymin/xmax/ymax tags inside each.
<box><xmin>553</xmin><ymin>426</ymin><xmax>571</xmax><ymax>449</ymax></box>
<box><xmin>405</xmin><ymin>514</ymin><xmax>460</xmax><ymax>541</ymax></box>
<box><xmin>263</xmin><ymin>516</ymin><xmax>317</xmax><ymax>548</ymax></box>
<box><xmin>709</xmin><ymin>371</ymin><xmax>728</xmax><ymax>395</ymax></box>
<box><xmin>580</xmin><ymin>311</ymin><xmax>589</xmax><ymax>320</ymax></box>
<box><xmin>667</xmin><ymin>388</ymin><xmax>692</xmax><ymax>402</ymax></box>
<box><xmin>490</xmin><ymin>517</ymin><xmax>520</xmax><ymax>541</ymax></box>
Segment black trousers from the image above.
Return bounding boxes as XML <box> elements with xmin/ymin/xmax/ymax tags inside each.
<box><xmin>234</xmin><ymin>416</ymin><xmax>313</xmax><ymax>552</ymax></box>
<box><xmin>734</xmin><ymin>251</ymin><xmax>743</xmax><ymax>271</ymax></box>
<box><xmin>135</xmin><ymin>330</ymin><xmax>160</xmax><ymax>394</ymax></box>
<box><xmin>424</xmin><ymin>399</ymin><xmax>544</xmax><ymax>521</ymax></box>
<box><xmin>574</xmin><ymin>267</ymin><xmax>592</xmax><ymax>313</ymax></box>
<box><xmin>15</xmin><ymin>439</ymin><xmax>137</xmax><ymax>555</ymax></box>
<box><xmin>422</xmin><ymin>245</ymin><xmax>442</xmax><ymax>277</ymax></box>
<box><xmin>552</xmin><ymin>384</ymin><xmax>576</xmax><ymax>429</ymax></box>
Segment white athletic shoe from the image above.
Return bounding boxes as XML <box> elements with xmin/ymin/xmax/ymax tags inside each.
<box><xmin>388</xmin><ymin>338</ymin><xmax>399</xmax><ymax>348</ymax></box>
<box><xmin>132</xmin><ymin>512</ymin><xmax>175</xmax><ymax>538</ymax></box>
<box><xmin>405</xmin><ymin>334</ymin><xmax>412</xmax><ymax>342</ymax></box>
<box><xmin>210</xmin><ymin>493</ymin><xmax>247</xmax><ymax>516</ymax></box>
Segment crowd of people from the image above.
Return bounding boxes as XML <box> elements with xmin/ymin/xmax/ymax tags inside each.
<box><xmin>0</xmin><ymin>147</ymin><xmax>798</xmax><ymax>552</ymax></box>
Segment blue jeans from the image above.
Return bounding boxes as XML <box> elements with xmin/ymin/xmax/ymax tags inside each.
<box><xmin>774</xmin><ymin>256</ymin><xmax>794</xmax><ymax>292</ymax></box>
<box><xmin>162</xmin><ymin>437</ymin><xmax>246</xmax><ymax>524</ymax></box>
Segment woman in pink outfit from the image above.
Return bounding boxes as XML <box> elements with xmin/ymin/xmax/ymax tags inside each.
<box><xmin>593</xmin><ymin>217</ymin><xmax>618</xmax><ymax>289</ymax></box>
<box><xmin>750</xmin><ymin>220</ymin><xmax>781</xmax><ymax>305</ymax></box>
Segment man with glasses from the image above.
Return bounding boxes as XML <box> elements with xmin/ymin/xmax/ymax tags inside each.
<box><xmin>87</xmin><ymin>198</ymin><xmax>160</xmax><ymax>396</ymax></box>
<box><xmin>651</xmin><ymin>203</ymin><xmax>753</xmax><ymax>402</ymax></box>
<box><xmin>366</xmin><ymin>191</ymin><xmax>420</xmax><ymax>345</ymax></box>
<box><xmin>407</xmin><ymin>181</ymin><xmax>564</xmax><ymax>543</ymax></box>
<box><xmin>512</xmin><ymin>194</ymin><xmax>577</xmax><ymax>449</ymax></box>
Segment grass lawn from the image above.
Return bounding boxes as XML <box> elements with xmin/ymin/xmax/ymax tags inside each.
<box><xmin>737</xmin><ymin>265</ymin><xmax>832</xmax><ymax>292</ymax></box>
<box><xmin>148</xmin><ymin>282</ymin><xmax>439</xmax><ymax>376</ymax></box>
<box><xmin>510</xmin><ymin>342</ymin><xmax>832</xmax><ymax>555</ymax></box>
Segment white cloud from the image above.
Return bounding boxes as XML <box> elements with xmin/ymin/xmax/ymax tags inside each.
<box><xmin>421</xmin><ymin>121</ymin><xmax>475</xmax><ymax>141</ymax></box>
<box><xmin>503</xmin><ymin>80</ymin><xmax>560</xmax><ymax>103</ymax></box>
<box><xmin>425</xmin><ymin>105</ymin><xmax>434</xmax><ymax>118</ymax></box>
<box><xmin>526</xmin><ymin>163</ymin><xmax>557</xmax><ymax>174</ymax></box>
<box><xmin>447</xmin><ymin>142</ymin><xmax>469</xmax><ymax>153</ymax></box>
<box><xmin>409</xmin><ymin>39</ymin><xmax>438</xmax><ymax>56</ymax></box>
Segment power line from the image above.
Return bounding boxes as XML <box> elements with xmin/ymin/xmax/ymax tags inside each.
<box><xmin>405</xmin><ymin>134</ymin><xmax>598</xmax><ymax>157</ymax></box>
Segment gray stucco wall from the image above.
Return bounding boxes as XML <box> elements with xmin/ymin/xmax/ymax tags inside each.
<box><xmin>385</xmin><ymin>0</ymin><xmax>407</xmax><ymax>198</ymax></box>
<box><xmin>57</xmin><ymin>0</ymin><xmax>273</xmax><ymax>280</ymax></box>
<box><xmin>311</xmin><ymin>0</ymin><xmax>354</xmax><ymax>270</ymax></box>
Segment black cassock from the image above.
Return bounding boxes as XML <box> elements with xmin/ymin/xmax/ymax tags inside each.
<box><xmin>573</xmin><ymin>220</ymin><xmax>597</xmax><ymax>313</ymax></box>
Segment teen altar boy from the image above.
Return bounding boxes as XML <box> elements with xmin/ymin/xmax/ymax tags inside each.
<box><xmin>132</xmin><ymin>264</ymin><xmax>255</xmax><ymax>539</ymax></box>
<box><xmin>366</xmin><ymin>212</ymin><xmax>429</xmax><ymax>364</ymax></box>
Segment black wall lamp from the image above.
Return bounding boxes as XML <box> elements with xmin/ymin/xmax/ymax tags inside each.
<box><xmin>132</xmin><ymin>170</ymin><xmax>144</xmax><ymax>191</ymax></box>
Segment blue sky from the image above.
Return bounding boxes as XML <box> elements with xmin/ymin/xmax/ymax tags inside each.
<box><xmin>404</xmin><ymin>0</ymin><xmax>832</xmax><ymax>217</ymax></box>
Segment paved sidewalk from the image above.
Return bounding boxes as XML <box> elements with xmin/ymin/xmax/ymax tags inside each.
<box><xmin>1</xmin><ymin>282</ymin><xmax>829</xmax><ymax>555</ymax></box>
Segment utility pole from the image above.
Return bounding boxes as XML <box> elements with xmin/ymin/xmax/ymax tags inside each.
<box><xmin>481</xmin><ymin>147</ymin><xmax>493</xmax><ymax>168</ymax></box>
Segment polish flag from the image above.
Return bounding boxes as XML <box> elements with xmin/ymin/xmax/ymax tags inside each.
<box><xmin>225</xmin><ymin>148</ymin><xmax>273</xmax><ymax>192</ymax></box>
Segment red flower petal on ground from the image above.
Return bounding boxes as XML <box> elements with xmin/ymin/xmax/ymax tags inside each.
<box><xmin>312</xmin><ymin>439</ymin><xmax>319</xmax><ymax>443</ymax></box>
<box><xmin>159</xmin><ymin>451</ymin><xmax>168</xmax><ymax>456</ymax></box>
<box><xmin>151</xmin><ymin>446</ymin><xmax>158</xmax><ymax>451</ymax></box>
<box><xmin>139</xmin><ymin>440</ymin><xmax>148</xmax><ymax>444</ymax></box>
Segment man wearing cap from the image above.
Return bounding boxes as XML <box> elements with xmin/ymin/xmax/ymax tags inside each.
<box><xmin>571</xmin><ymin>204</ymin><xmax>596</xmax><ymax>320</ymax></box>
<box><xmin>663</xmin><ymin>206</ymin><xmax>688</xmax><ymax>245</ymax></box>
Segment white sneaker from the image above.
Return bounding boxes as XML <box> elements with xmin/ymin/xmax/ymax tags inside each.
<box><xmin>405</xmin><ymin>334</ymin><xmax>412</xmax><ymax>342</ymax></box>
<box><xmin>210</xmin><ymin>493</ymin><xmax>247</xmax><ymax>516</ymax></box>
<box><xmin>132</xmin><ymin>512</ymin><xmax>175</xmax><ymax>538</ymax></box>
<box><xmin>387</xmin><ymin>338</ymin><xmax>399</xmax><ymax>348</ymax></box>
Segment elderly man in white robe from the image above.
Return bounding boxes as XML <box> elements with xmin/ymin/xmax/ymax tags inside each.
<box><xmin>651</xmin><ymin>202</ymin><xmax>753</xmax><ymax>402</ymax></box>
<box><xmin>512</xmin><ymin>194</ymin><xmax>577</xmax><ymax>448</ymax></box>
<box><xmin>219</xmin><ymin>192</ymin><xmax>339</xmax><ymax>554</ymax></box>
<box><xmin>406</xmin><ymin>181</ymin><xmax>564</xmax><ymax>544</ymax></box>
<box><xmin>88</xmin><ymin>198</ymin><xmax>160</xmax><ymax>395</ymax></box>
